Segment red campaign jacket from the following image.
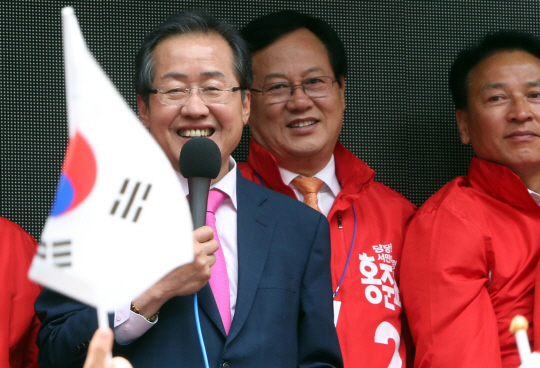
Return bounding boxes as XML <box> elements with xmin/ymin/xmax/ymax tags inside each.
<box><xmin>239</xmin><ymin>138</ymin><xmax>417</xmax><ymax>368</ymax></box>
<box><xmin>535</xmin><ymin>259</ymin><xmax>540</xmax><ymax>353</ymax></box>
<box><xmin>0</xmin><ymin>217</ymin><xmax>41</xmax><ymax>368</ymax></box>
<box><xmin>401</xmin><ymin>157</ymin><xmax>540</xmax><ymax>368</ymax></box>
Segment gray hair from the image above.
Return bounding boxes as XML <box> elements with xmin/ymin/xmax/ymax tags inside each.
<box><xmin>135</xmin><ymin>10</ymin><xmax>252</xmax><ymax>105</ymax></box>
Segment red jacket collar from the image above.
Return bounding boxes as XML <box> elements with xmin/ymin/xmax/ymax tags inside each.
<box><xmin>468</xmin><ymin>157</ymin><xmax>540</xmax><ymax>211</ymax></box>
<box><xmin>333</xmin><ymin>141</ymin><xmax>374</xmax><ymax>195</ymax></box>
<box><xmin>246</xmin><ymin>138</ymin><xmax>374</xmax><ymax>197</ymax></box>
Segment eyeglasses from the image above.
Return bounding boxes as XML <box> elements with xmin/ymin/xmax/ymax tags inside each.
<box><xmin>251</xmin><ymin>76</ymin><xmax>338</xmax><ymax>104</ymax></box>
<box><xmin>149</xmin><ymin>85</ymin><xmax>242</xmax><ymax>105</ymax></box>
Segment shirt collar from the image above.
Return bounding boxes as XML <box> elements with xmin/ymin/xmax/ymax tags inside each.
<box><xmin>278</xmin><ymin>155</ymin><xmax>341</xmax><ymax>197</ymax></box>
<box><xmin>177</xmin><ymin>156</ymin><xmax>238</xmax><ymax>210</ymax></box>
<box><xmin>528</xmin><ymin>189</ymin><xmax>540</xmax><ymax>206</ymax></box>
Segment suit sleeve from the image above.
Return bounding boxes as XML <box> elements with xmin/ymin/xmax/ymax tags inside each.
<box><xmin>35</xmin><ymin>288</ymin><xmax>101</xmax><ymax>368</ymax></box>
<box><xmin>298</xmin><ymin>214</ymin><xmax>343</xmax><ymax>368</ymax></box>
<box><xmin>400</xmin><ymin>206</ymin><xmax>501</xmax><ymax>368</ymax></box>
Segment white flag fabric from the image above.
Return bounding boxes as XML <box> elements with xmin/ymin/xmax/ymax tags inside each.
<box><xmin>28</xmin><ymin>7</ymin><xmax>193</xmax><ymax>313</ymax></box>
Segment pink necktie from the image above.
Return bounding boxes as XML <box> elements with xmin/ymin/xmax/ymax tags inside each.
<box><xmin>206</xmin><ymin>189</ymin><xmax>231</xmax><ymax>334</ymax></box>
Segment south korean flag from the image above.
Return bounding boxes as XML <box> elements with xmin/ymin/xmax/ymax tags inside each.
<box><xmin>29</xmin><ymin>7</ymin><xmax>193</xmax><ymax>328</ymax></box>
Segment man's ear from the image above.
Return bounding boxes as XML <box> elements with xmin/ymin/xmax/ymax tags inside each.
<box><xmin>137</xmin><ymin>95</ymin><xmax>151</xmax><ymax>129</ymax></box>
<box><xmin>241</xmin><ymin>90</ymin><xmax>251</xmax><ymax>127</ymax></box>
<box><xmin>338</xmin><ymin>76</ymin><xmax>345</xmax><ymax>112</ymax></box>
<box><xmin>456</xmin><ymin>109</ymin><xmax>470</xmax><ymax>145</ymax></box>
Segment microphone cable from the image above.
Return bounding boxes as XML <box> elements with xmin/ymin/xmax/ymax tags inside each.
<box><xmin>194</xmin><ymin>293</ymin><xmax>210</xmax><ymax>368</ymax></box>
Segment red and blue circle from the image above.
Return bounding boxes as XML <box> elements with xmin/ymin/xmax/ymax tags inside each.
<box><xmin>50</xmin><ymin>131</ymin><xmax>97</xmax><ymax>216</ymax></box>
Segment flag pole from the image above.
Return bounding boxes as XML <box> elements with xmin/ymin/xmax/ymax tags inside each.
<box><xmin>96</xmin><ymin>305</ymin><xmax>113</xmax><ymax>362</ymax></box>
<box><xmin>97</xmin><ymin>305</ymin><xmax>109</xmax><ymax>330</ymax></box>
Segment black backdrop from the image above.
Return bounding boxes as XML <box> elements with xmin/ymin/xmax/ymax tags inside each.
<box><xmin>2</xmin><ymin>0</ymin><xmax>540</xmax><ymax>241</ymax></box>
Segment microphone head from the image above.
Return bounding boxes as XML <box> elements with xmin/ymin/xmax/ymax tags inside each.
<box><xmin>179</xmin><ymin>137</ymin><xmax>222</xmax><ymax>179</ymax></box>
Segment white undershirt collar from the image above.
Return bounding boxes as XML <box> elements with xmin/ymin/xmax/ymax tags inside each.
<box><xmin>528</xmin><ymin>189</ymin><xmax>540</xmax><ymax>206</ymax></box>
<box><xmin>278</xmin><ymin>155</ymin><xmax>341</xmax><ymax>197</ymax></box>
<box><xmin>278</xmin><ymin>155</ymin><xmax>341</xmax><ymax>216</ymax></box>
<box><xmin>177</xmin><ymin>157</ymin><xmax>238</xmax><ymax>209</ymax></box>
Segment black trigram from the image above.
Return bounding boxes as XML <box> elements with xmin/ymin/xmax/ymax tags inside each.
<box><xmin>110</xmin><ymin>179</ymin><xmax>152</xmax><ymax>222</ymax></box>
<box><xmin>37</xmin><ymin>240</ymin><xmax>72</xmax><ymax>267</ymax></box>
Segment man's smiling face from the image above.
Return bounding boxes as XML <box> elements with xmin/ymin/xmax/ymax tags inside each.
<box><xmin>248</xmin><ymin>28</ymin><xmax>345</xmax><ymax>169</ymax></box>
<box><xmin>137</xmin><ymin>33</ymin><xmax>250</xmax><ymax>181</ymax></box>
<box><xmin>457</xmin><ymin>50</ymin><xmax>540</xmax><ymax>177</ymax></box>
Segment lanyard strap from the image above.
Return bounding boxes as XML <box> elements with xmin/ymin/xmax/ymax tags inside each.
<box><xmin>333</xmin><ymin>206</ymin><xmax>356</xmax><ymax>299</ymax></box>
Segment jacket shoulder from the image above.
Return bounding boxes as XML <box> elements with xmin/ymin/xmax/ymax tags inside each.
<box><xmin>367</xmin><ymin>181</ymin><xmax>416</xmax><ymax>209</ymax></box>
<box><xmin>412</xmin><ymin>175</ymin><xmax>489</xmax><ymax>231</ymax></box>
<box><xmin>417</xmin><ymin>175</ymin><xmax>474</xmax><ymax>214</ymax></box>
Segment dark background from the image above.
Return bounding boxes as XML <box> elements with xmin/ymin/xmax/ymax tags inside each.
<box><xmin>2</xmin><ymin>1</ymin><xmax>540</xmax><ymax>241</ymax></box>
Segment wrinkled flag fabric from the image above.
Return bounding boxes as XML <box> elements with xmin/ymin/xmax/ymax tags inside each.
<box><xmin>29</xmin><ymin>7</ymin><xmax>193</xmax><ymax>312</ymax></box>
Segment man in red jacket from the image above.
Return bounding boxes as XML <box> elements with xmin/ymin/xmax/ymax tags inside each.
<box><xmin>238</xmin><ymin>11</ymin><xmax>417</xmax><ymax>368</ymax></box>
<box><xmin>400</xmin><ymin>31</ymin><xmax>540</xmax><ymax>368</ymax></box>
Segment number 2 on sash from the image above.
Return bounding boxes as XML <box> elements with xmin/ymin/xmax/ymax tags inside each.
<box><xmin>375</xmin><ymin>321</ymin><xmax>402</xmax><ymax>368</ymax></box>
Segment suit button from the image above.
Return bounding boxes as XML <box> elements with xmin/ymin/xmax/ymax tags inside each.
<box><xmin>222</xmin><ymin>362</ymin><xmax>230</xmax><ymax>368</ymax></box>
<box><xmin>82</xmin><ymin>340</ymin><xmax>90</xmax><ymax>352</ymax></box>
<box><xmin>75</xmin><ymin>344</ymin><xmax>82</xmax><ymax>353</ymax></box>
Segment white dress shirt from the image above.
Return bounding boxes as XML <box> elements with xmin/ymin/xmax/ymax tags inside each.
<box><xmin>528</xmin><ymin>189</ymin><xmax>540</xmax><ymax>206</ymax></box>
<box><xmin>279</xmin><ymin>155</ymin><xmax>342</xmax><ymax>217</ymax></box>
<box><xmin>114</xmin><ymin>158</ymin><xmax>239</xmax><ymax>344</ymax></box>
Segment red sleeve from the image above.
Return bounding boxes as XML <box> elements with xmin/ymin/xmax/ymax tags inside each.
<box><xmin>0</xmin><ymin>218</ymin><xmax>42</xmax><ymax>368</ymax></box>
<box><xmin>400</xmin><ymin>206</ymin><xmax>502</xmax><ymax>368</ymax></box>
<box><xmin>534</xmin><ymin>259</ymin><xmax>540</xmax><ymax>352</ymax></box>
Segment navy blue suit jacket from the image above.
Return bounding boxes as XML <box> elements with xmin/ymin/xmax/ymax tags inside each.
<box><xmin>35</xmin><ymin>172</ymin><xmax>342</xmax><ymax>368</ymax></box>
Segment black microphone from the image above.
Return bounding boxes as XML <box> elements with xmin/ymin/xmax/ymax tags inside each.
<box><xmin>179</xmin><ymin>137</ymin><xmax>222</xmax><ymax>229</ymax></box>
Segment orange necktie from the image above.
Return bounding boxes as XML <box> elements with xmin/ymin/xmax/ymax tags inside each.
<box><xmin>291</xmin><ymin>176</ymin><xmax>325</xmax><ymax>213</ymax></box>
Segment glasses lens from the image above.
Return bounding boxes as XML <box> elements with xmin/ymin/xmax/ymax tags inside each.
<box><xmin>201</xmin><ymin>88</ymin><xmax>228</xmax><ymax>104</ymax></box>
<box><xmin>261</xmin><ymin>77</ymin><xmax>333</xmax><ymax>103</ymax></box>
<box><xmin>157</xmin><ymin>86</ymin><xmax>238</xmax><ymax>105</ymax></box>
<box><xmin>304</xmin><ymin>77</ymin><xmax>332</xmax><ymax>98</ymax></box>
<box><xmin>158</xmin><ymin>87</ymin><xmax>189</xmax><ymax>105</ymax></box>
<box><xmin>263</xmin><ymin>83</ymin><xmax>292</xmax><ymax>103</ymax></box>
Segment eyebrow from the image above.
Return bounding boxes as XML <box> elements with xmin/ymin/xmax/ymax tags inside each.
<box><xmin>481</xmin><ymin>82</ymin><xmax>505</xmax><ymax>90</ymax></box>
<box><xmin>160</xmin><ymin>71</ymin><xmax>226</xmax><ymax>80</ymax></box>
<box><xmin>525</xmin><ymin>79</ymin><xmax>540</xmax><ymax>87</ymax></box>
<box><xmin>200</xmin><ymin>71</ymin><xmax>226</xmax><ymax>78</ymax></box>
<box><xmin>302</xmin><ymin>67</ymin><xmax>324</xmax><ymax>76</ymax></box>
<box><xmin>161</xmin><ymin>72</ymin><xmax>189</xmax><ymax>79</ymax></box>
<box><xmin>263</xmin><ymin>73</ymin><xmax>288</xmax><ymax>81</ymax></box>
<box><xmin>263</xmin><ymin>67</ymin><xmax>325</xmax><ymax>82</ymax></box>
<box><xmin>481</xmin><ymin>79</ymin><xmax>540</xmax><ymax>90</ymax></box>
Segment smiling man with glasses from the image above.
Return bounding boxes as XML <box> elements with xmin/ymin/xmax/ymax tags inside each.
<box><xmin>34</xmin><ymin>10</ymin><xmax>342</xmax><ymax>368</ymax></box>
<box><xmin>238</xmin><ymin>11</ymin><xmax>417</xmax><ymax>368</ymax></box>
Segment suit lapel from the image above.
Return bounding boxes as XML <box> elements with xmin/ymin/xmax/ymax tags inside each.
<box><xmin>226</xmin><ymin>173</ymin><xmax>276</xmax><ymax>343</ymax></box>
<box><xmin>197</xmin><ymin>283</ymin><xmax>226</xmax><ymax>336</ymax></box>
